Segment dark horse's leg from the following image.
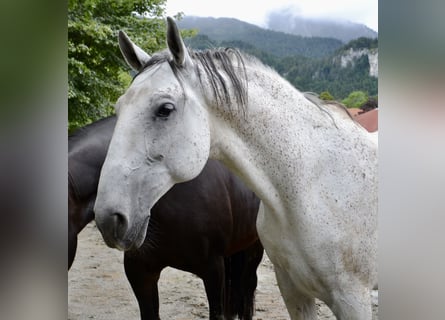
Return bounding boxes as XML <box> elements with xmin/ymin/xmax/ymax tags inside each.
<box><xmin>124</xmin><ymin>254</ymin><xmax>162</xmax><ymax>320</ymax></box>
<box><xmin>68</xmin><ymin>200</ymin><xmax>94</xmax><ymax>270</ymax></box>
<box><xmin>69</xmin><ymin>213</ymin><xmax>93</xmax><ymax>270</ymax></box>
<box><xmin>225</xmin><ymin>240</ymin><xmax>264</xmax><ymax>320</ymax></box>
<box><xmin>201</xmin><ymin>256</ymin><xmax>226</xmax><ymax>320</ymax></box>
<box><xmin>68</xmin><ymin>228</ymin><xmax>77</xmax><ymax>270</ymax></box>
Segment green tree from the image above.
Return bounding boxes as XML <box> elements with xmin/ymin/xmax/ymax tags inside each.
<box><xmin>319</xmin><ymin>91</ymin><xmax>334</xmax><ymax>101</ymax></box>
<box><xmin>341</xmin><ymin>91</ymin><xmax>368</xmax><ymax>108</ymax></box>
<box><xmin>68</xmin><ymin>0</ymin><xmax>172</xmax><ymax>132</ymax></box>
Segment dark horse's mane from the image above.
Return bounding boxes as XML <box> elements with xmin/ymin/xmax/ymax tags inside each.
<box><xmin>134</xmin><ymin>47</ymin><xmax>249</xmax><ymax>116</ymax></box>
<box><xmin>68</xmin><ymin>115</ymin><xmax>115</xmax><ymax>148</ymax></box>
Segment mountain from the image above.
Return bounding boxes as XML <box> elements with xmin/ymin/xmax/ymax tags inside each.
<box><xmin>266</xmin><ymin>11</ymin><xmax>377</xmax><ymax>43</ymax></box>
<box><xmin>179</xmin><ymin>17</ymin><xmax>378</xmax><ymax>100</ymax></box>
<box><xmin>178</xmin><ymin>16</ymin><xmax>343</xmax><ymax>59</ymax></box>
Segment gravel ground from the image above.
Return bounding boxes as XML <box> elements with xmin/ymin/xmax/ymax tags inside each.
<box><xmin>68</xmin><ymin>223</ymin><xmax>378</xmax><ymax>319</ymax></box>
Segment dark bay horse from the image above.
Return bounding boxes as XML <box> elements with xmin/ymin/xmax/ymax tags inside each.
<box><xmin>68</xmin><ymin>116</ymin><xmax>263</xmax><ymax>319</ymax></box>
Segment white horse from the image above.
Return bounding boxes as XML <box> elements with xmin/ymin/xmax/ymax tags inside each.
<box><xmin>94</xmin><ymin>18</ymin><xmax>378</xmax><ymax>319</ymax></box>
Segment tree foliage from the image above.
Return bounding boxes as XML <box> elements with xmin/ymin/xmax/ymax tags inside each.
<box><xmin>319</xmin><ymin>91</ymin><xmax>335</xmax><ymax>101</ymax></box>
<box><xmin>342</xmin><ymin>37</ymin><xmax>378</xmax><ymax>51</ymax></box>
<box><xmin>269</xmin><ymin>50</ymin><xmax>377</xmax><ymax>100</ymax></box>
<box><xmin>341</xmin><ymin>91</ymin><xmax>369</xmax><ymax>108</ymax></box>
<box><xmin>68</xmin><ymin>0</ymin><xmax>172</xmax><ymax>132</ymax></box>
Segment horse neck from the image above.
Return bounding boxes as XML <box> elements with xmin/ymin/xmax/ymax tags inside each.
<box><xmin>68</xmin><ymin>122</ymin><xmax>114</xmax><ymax>201</ymax></box>
<box><xmin>208</xmin><ymin>63</ymin><xmax>365</xmax><ymax>212</ymax></box>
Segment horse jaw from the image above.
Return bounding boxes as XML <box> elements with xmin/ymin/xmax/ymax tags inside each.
<box><xmin>94</xmin><ymin>161</ymin><xmax>176</xmax><ymax>251</ymax></box>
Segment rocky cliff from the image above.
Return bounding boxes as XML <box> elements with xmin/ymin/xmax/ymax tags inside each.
<box><xmin>339</xmin><ymin>48</ymin><xmax>378</xmax><ymax>77</ymax></box>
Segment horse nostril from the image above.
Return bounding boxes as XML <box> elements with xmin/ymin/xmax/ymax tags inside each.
<box><xmin>112</xmin><ymin>212</ymin><xmax>128</xmax><ymax>239</ymax></box>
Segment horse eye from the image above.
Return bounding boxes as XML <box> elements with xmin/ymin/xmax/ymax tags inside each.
<box><xmin>155</xmin><ymin>103</ymin><xmax>175</xmax><ymax>119</ymax></box>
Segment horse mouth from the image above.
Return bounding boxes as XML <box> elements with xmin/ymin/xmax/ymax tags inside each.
<box><xmin>114</xmin><ymin>237</ymin><xmax>145</xmax><ymax>251</ymax></box>
<box><xmin>99</xmin><ymin>215</ymin><xmax>150</xmax><ymax>251</ymax></box>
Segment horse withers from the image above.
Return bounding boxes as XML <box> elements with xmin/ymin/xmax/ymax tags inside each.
<box><xmin>95</xmin><ymin>18</ymin><xmax>377</xmax><ymax>319</ymax></box>
<box><xmin>68</xmin><ymin>116</ymin><xmax>263</xmax><ymax>319</ymax></box>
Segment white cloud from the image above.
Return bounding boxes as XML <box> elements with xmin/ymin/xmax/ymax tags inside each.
<box><xmin>165</xmin><ymin>0</ymin><xmax>378</xmax><ymax>31</ymax></box>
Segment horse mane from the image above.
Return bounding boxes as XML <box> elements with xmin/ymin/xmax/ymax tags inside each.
<box><xmin>303</xmin><ymin>92</ymin><xmax>358</xmax><ymax>129</ymax></box>
<box><xmin>135</xmin><ymin>47</ymin><xmax>249</xmax><ymax>116</ymax></box>
<box><xmin>191</xmin><ymin>48</ymin><xmax>248</xmax><ymax>115</ymax></box>
<box><xmin>134</xmin><ymin>47</ymin><xmax>356</xmax><ymax>128</ymax></box>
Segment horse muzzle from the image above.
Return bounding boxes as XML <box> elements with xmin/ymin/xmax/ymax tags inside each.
<box><xmin>95</xmin><ymin>209</ymin><xmax>149</xmax><ymax>251</ymax></box>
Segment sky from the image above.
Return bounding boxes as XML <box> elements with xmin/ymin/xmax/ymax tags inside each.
<box><xmin>165</xmin><ymin>0</ymin><xmax>378</xmax><ymax>32</ymax></box>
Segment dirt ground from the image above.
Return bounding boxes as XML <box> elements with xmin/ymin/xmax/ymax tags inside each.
<box><xmin>68</xmin><ymin>223</ymin><xmax>378</xmax><ymax>319</ymax></box>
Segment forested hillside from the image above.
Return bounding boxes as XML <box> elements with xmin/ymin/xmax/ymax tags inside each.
<box><xmin>178</xmin><ymin>17</ymin><xmax>343</xmax><ymax>58</ymax></box>
<box><xmin>185</xmin><ymin>33</ymin><xmax>378</xmax><ymax>101</ymax></box>
<box><xmin>69</xmin><ymin>7</ymin><xmax>377</xmax><ymax>131</ymax></box>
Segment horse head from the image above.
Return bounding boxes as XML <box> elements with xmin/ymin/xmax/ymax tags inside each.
<box><xmin>94</xmin><ymin>18</ymin><xmax>211</xmax><ymax>250</ymax></box>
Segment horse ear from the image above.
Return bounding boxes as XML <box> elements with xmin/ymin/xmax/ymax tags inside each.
<box><xmin>118</xmin><ymin>31</ymin><xmax>151</xmax><ymax>72</ymax></box>
<box><xmin>166</xmin><ymin>17</ymin><xmax>192</xmax><ymax>68</ymax></box>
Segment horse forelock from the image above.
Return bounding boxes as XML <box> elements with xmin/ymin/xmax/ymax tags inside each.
<box><xmin>133</xmin><ymin>47</ymin><xmax>249</xmax><ymax>117</ymax></box>
<box><xmin>132</xmin><ymin>50</ymin><xmax>171</xmax><ymax>81</ymax></box>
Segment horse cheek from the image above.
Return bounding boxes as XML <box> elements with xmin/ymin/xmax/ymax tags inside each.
<box><xmin>169</xmin><ymin>117</ymin><xmax>210</xmax><ymax>182</ymax></box>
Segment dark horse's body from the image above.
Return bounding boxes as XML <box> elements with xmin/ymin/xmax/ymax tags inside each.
<box><xmin>68</xmin><ymin>116</ymin><xmax>263</xmax><ymax>320</ymax></box>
